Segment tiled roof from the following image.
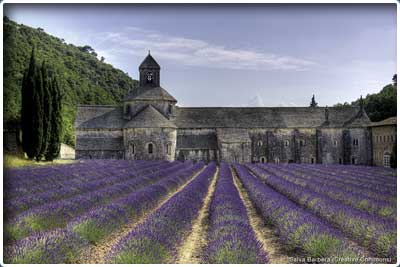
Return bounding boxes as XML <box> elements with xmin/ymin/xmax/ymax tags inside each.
<box><xmin>370</xmin><ymin>116</ymin><xmax>397</xmax><ymax>127</ymax></box>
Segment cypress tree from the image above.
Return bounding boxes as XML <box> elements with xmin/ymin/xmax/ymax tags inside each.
<box><xmin>390</xmin><ymin>144</ymin><xmax>396</xmax><ymax>169</ymax></box>
<box><xmin>31</xmin><ymin>63</ymin><xmax>44</xmax><ymax>161</ymax></box>
<box><xmin>45</xmin><ymin>76</ymin><xmax>63</xmax><ymax>161</ymax></box>
<box><xmin>21</xmin><ymin>47</ymin><xmax>38</xmax><ymax>159</ymax></box>
<box><xmin>39</xmin><ymin>61</ymin><xmax>52</xmax><ymax>159</ymax></box>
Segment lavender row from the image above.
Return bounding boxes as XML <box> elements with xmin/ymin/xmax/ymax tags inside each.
<box><xmin>258</xmin><ymin>164</ymin><xmax>395</xmax><ymax>219</ymax></box>
<box><xmin>247</xmin><ymin>164</ymin><xmax>396</xmax><ymax>259</ymax></box>
<box><xmin>272</xmin><ymin>164</ymin><xmax>396</xmax><ymax>203</ymax></box>
<box><xmin>5</xmin><ymin>161</ymin><xmax>173</xmax><ymax>216</ymax></box>
<box><xmin>302</xmin><ymin>163</ymin><xmax>396</xmax><ymax>182</ymax></box>
<box><xmin>296</xmin><ymin>164</ymin><xmax>396</xmax><ymax>190</ymax></box>
<box><xmin>203</xmin><ymin>163</ymin><xmax>268</xmax><ymax>263</ymax></box>
<box><xmin>4</xmin><ymin>162</ymin><xmax>204</xmax><ymax>264</ymax></box>
<box><xmin>4</xmin><ymin>228</ymin><xmax>88</xmax><ymax>264</ymax></box>
<box><xmin>5</xmin><ymin>162</ymin><xmax>190</xmax><ymax>243</ymax></box>
<box><xmin>234</xmin><ymin>164</ymin><xmax>365</xmax><ymax>262</ymax></box>
<box><xmin>106</xmin><ymin>163</ymin><xmax>216</xmax><ymax>263</ymax></box>
<box><xmin>4</xmin><ymin>160</ymin><xmax>161</xmax><ymax>200</ymax></box>
<box><xmin>68</xmin><ymin>162</ymin><xmax>206</xmax><ymax>244</ymax></box>
<box><xmin>4</xmin><ymin>160</ymin><xmax>145</xmax><ymax>189</ymax></box>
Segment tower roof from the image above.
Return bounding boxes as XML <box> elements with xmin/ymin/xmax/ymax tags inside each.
<box><xmin>139</xmin><ymin>52</ymin><xmax>160</xmax><ymax>69</ymax></box>
<box><xmin>124</xmin><ymin>105</ymin><xmax>176</xmax><ymax>128</ymax></box>
<box><xmin>124</xmin><ymin>86</ymin><xmax>177</xmax><ymax>102</ymax></box>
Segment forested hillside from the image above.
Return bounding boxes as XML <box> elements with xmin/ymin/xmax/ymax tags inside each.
<box><xmin>3</xmin><ymin>16</ymin><xmax>138</xmax><ymax>146</ymax></box>
<box><xmin>335</xmin><ymin>77</ymin><xmax>397</xmax><ymax>122</ymax></box>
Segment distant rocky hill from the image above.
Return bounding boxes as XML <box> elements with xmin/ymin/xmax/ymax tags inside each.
<box><xmin>3</xmin><ymin>16</ymin><xmax>138</xmax><ymax>146</ymax></box>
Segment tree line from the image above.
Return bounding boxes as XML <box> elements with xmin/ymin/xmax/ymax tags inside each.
<box><xmin>21</xmin><ymin>48</ymin><xmax>63</xmax><ymax>161</ymax></box>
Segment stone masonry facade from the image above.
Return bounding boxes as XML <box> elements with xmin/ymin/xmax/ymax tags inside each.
<box><xmin>75</xmin><ymin>53</ymin><xmax>383</xmax><ymax>165</ymax></box>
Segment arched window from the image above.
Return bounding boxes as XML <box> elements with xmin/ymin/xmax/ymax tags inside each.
<box><xmin>333</xmin><ymin>140</ymin><xmax>338</xmax><ymax>147</ymax></box>
<box><xmin>299</xmin><ymin>140</ymin><xmax>305</xmax><ymax>146</ymax></box>
<box><xmin>351</xmin><ymin>157</ymin><xmax>356</xmax><ymax>165</ymax></box>
<box><xmin>284</xmin><ymin>140</ymin><xmax>289</xmax><ymax>147</ymax></box>
<box><xmin>168</xmin><ymin>104</ymin><xmax>173</xmax><ymax>114</ymax></box>
<box><xmin>257</xmin><ymin>140</ymin><xmax>263</xmax><ymax>147</ymax></box>
<box><xmin>148</xmin><ymin>143</ymin><xmax>153</xmax><ymax>154</ymax></box>
<box><xmin>311</xmin><ymin>157</ymin><xmax>314</xmax><ymax>164</ymax></box>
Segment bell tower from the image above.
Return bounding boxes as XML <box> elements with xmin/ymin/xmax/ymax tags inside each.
<box><xmin>139</xmin><ymin>51</ymin><xmax>160</xmax><ymax>87</ymax></box>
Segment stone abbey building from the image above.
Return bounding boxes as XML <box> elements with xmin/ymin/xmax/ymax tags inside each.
<box><xmin>75</xmin><ymin>53</ymin><xmax>374</xmax><ymax>164</ymax></box>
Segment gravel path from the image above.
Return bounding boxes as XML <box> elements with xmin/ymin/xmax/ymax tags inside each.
<box><xmin>175</xmin><ymin>166</ymin><xmax>219</xmax><ymax>264</ymax></box>
<box><xmin>231</xmin><ymin>166</ymin><xmax>290</xmax><ymax>264</ymax></box>
<box><xmin>77</xmin><ymin>166</ymin><xmax>206</xmax><ymax>264</ymax></box>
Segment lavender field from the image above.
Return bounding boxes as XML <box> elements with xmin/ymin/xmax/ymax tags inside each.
<box><xmin>3</xmin><ymin>160</ymin><xmax>397</xmax><ymax>264</ymax></box>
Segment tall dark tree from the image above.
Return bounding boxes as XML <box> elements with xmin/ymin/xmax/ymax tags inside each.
<box><xmin>45</xmin><ymin>77</ymin><xmax>63</xmax><ymax>161</ymax></box>
<box><xmin>39</xmin><ymin>61</ymin><xmax>53</xmax><ymax>159</ymax></box>
<box><xmin>310</xmin><ymin>94</ymin><xmax>318</xmax><ymax>107</ymax></box>
<box><xmin>390</xmin><ymin>143</ymin><xmax>396</xmax><ymax>169</ymax></box>
<box><xmin>31</xmin><ymin>61</ymin><xmax>45</xmax><ymax>161</ymax></box>
<box><xmin>21</xmin><ymin>47</ymin><xmax>42</xmax><ymax>160</ymax></box>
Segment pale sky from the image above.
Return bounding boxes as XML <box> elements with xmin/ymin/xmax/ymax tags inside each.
<box><xmin>4</xmin><ymin>4</ymin><xmax>397</xmax><ymax>107</ymax></box>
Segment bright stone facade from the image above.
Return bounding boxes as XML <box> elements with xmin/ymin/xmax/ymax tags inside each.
<box><xmin>75</xmin><ymin>53</ymin><xmax>374</xmax><ymax>164</ymax></box>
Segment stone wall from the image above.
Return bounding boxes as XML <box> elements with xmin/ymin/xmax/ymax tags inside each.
<box><xmin>371</xmin><ymin>125</ymin><xmax>396</xmax><ymax>167</ymax></box>
<box><xmin>124</xmin><ymin>127</ymin><xmax>177</xmax><ymax>161</ymax></box>
<box><xmin>76</xmin><ymin>150</ymin><xmax>124</xmax><ymax>159</ymax></box>
<box><xmin>318</xmin><ymin>128</ymin><xmax>344</xmax><ymax>164</ymax></box>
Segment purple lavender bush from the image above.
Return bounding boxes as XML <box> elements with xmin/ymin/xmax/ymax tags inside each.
<box><xmin>4</xmin><ymin>228</ymin><xmax>88</xmax><ymax>263</ymax></box>
<box><xmin>203</xmin><ymin>163</ymin><xmax>268</xmax><ymax>263</ymax></box>
<box><xmin>69</xmin><ymin>162</ymin><xmax>204</xmax><ymax>244</ymax></box>
<box><xmin>234</xmin><ymin>164</ymin><xmax>364</xmax><ymax>262</ymax></box>
<box><xmin>247</xmin><ymin>164</ymin><xmax>396</xmax><ymax>260</ymax></box>
<box><xmin>257</xmin><ymin>164</ymin><xmax>396</xmax><ymax>219</ymax></box>
<box><xmin>106</xmin><ymin>163</ymin><xmax>217</xmax><ymax>263</ymax></box>
<box><xmin>5</xmin><ymin>162</ymin><xmax>185</xmax><ymax>243</ymax></box>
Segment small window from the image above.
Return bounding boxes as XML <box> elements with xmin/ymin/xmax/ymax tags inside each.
<box><xmin>339</xmin><ymin>158</ymin><xmax>342</xmax><ymax>164</ymax></box>
<box><xmin>384</xmin><ymin>136</ymin><xmax>386</xmax><ymax>142</ymax></box>
<box><xmin>383</xmin><ymin>152</ymin><xmax>391</xmax><ymax>167</ymax></box>
<box><xmin>257</xmin><ymin>140</ymin><xmax>263</xmax><ymax>147</ymax></box>
<box><xmin>168</xmin><ymin>104</ymin><xmax>173</xmax><ymax>114</ymax></box>
<box><xmin>284</xmin><ymin>140</ymin><xmax>289</xmax><ymax>147</ymax></box>
<box><xmin>351</xmin><ymin>157</ymin><xmax>356</xmax><ymax>165</ymax></box>
<box><xmin>131</xmin><ymin>143</ymin><xmax>135</xmax><ymax>154</ymax></box>
<box><xmin>166</xmin><ymin>144</ymin><xmax>171</xmax><ymax>155</ymax></box>
<box><xmin>299</xmin><ymin>140</ymin><xmax>305</xmax><ymax>147</ymax></box>
<box><xmin>311</xmin><ymin>157</ymin><xmax>314</xmax><ymax>164</ymax></box>
<box><xmin>380</xmin><ymin>136</ymin><xmax>382</xmax><ymax>142</ymax></box>
<box><xmin>391</xmin><ymin>135</ymin><xmax>394</xmax><ymax>142</ymax></box>
<box><xmin>333</xmin><ymin>140</ymin><xmax>338</xmax><ymax>147</ymax></box>
<box><xmin>275</xmin><ymin>157</ymin><xmax>280</xmax><ymax>164</ymax></box>
<box><xmin>353</xmin><ymin>139</ymin><xmax>358</xmax><ymax>146</ymax></box>
<box><xmin>148</xmin><ymin>143</ymin><xmax>153</xmax><ymax>154</ymax></box>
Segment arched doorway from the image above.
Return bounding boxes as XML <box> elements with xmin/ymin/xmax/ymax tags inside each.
<box><xmin>260</xmin><ymin>156</ymin><xmax>266</xmax><ymax>163</ymax></box>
